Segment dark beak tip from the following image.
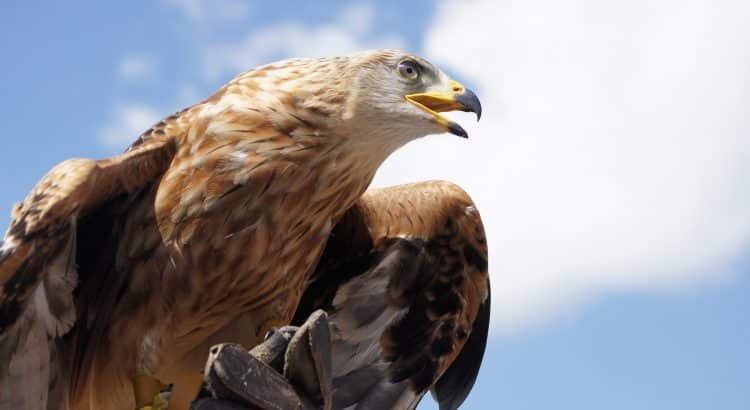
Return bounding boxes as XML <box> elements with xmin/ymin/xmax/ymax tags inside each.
<box><xmin>448</xmin><ymin>122</ymin><xmax>469</xmax><ymax>139</ymax></box>
<box><xmin>460</xmin><ymin>107</ymin><xmax>482</xmax><ymax>122</ymax></box>
<box><xmin>455</xmin><ymin>88</ymin><xmax>482</xmax><ymax>122</ymax></box>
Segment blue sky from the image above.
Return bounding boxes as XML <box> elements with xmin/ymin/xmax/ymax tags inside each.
<box><xmin>1</xmin><ymin>1</ymin><xmax>749</xmax><ymax>409</ymax></box>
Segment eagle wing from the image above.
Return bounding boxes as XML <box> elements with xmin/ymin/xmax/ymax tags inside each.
<box><xmin>293</xmin><ymin>180</ymin><xmax>491</xmax><ymax>410</ymax></box>
<box><xmin>0</xmin><ymin>126</ymin><xmax>178</xmax><ymax>408</ymax></box>
<box><xmin>0</xmin><ymin>90</ymin><xmax>340</xmax><ymax>409</ymax></box>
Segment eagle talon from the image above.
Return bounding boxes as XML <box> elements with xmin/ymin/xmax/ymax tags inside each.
<box><xmin>133</xmin><ymin>374</ymin><xmax>169</xmax><ymax>410</ymax></box>
<box><xmin>136</xmin><ymin>391</ymin><xmax>170</xmax><ymax>410</ymax></box>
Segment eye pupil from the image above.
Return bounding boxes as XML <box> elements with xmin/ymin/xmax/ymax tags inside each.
<box><xmin>398</xmin><ymin>60</ymin><xmax>420</xmax><ymax>80</ymax></box>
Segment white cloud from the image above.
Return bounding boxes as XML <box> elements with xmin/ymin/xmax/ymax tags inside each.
<box><xmin>97</xmin><ymin>104</ymin><xmax>161</xmax><ymax>149</ymax></box>
<box><xmin>162</xmin><ymin>0</ymin><xmax>251</xmax><ymax>23</ymax></box>
<box><xmin>117</xmin><ymin>54</ymin><xmax>157</xmax><ymax>82</ymax></box>
<box><xmin>202</xmin><ymin>3</ymin><xmax>404</xmax><ymax>79</ymax></box>
<box><xmin>373</xmin><ymin>0</ymin><xmax>750</xmax><ymax>334</ymax></box>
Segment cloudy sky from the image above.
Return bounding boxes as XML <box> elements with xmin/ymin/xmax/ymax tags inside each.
<box><xmin>1</xmin><ymin>1</ymin><xmax>749</xmax><ymax>408</ymax></box>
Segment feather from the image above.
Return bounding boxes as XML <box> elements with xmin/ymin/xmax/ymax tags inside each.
<box><xmin>294</xmin><ymin>180</ymin><xmax>491</xmax><ymax>410</ymax></box>
<box><xmin>0</xmin><ymin>136</ymin><xmax>177</xmax><ymax>409</ymax></box>
<box><xmin>431</xmin><ymin>283</ymin><xmax>490</xmax><ymax>410</ymax></box>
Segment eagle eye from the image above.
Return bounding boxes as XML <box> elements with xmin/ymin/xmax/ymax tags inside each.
<box><xmin>397</xmin><ymin>60</ymin><xmax>420</xmax><ymax>81</ymax></box>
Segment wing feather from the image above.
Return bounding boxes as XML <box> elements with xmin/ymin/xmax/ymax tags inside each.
<box><xmin>431</xmin><ymin>283</ymin><xmax>490</xmax><ymax>410</ymax></box>
<box><xmin>0</xmin><ymin>134</ymin><xmax>177</xmax><ymax>408</ymax></box>
<box><xmin>294</xmin><ymin>180</ymin><xmax>491</xmax><ymax>410</ymax></box>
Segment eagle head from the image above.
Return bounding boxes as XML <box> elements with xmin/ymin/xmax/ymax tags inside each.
<box><xmin>341</xmin><ymin>49</ymin><xmax>482</xmax><ymax>141</ymax></box>
<box><xmin>227</xmin><ymin>49</ymin><xmax>481</xmax><ymax>156</ymax></box>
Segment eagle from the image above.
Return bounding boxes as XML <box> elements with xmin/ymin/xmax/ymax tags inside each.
<box><xmin>0</xmin><ymin>49</ymin><xmax>489</xmax><ymax>410</ymax></box>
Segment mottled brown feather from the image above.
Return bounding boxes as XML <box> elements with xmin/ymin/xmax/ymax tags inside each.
<box><xmin>294</xmin><ymin>180</ymin><xmax>490</xmax><ymax>409</ymax></box>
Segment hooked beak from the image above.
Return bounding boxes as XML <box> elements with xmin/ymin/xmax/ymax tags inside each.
<box><xmin>405</xmin><ymin>80</ymin><xmax>482</xmax><ymax>138</ymax></box>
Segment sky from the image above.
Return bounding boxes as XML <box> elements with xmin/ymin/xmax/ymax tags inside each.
<box><xmin>1</xmin><ymin>1</ymin><xmax>749</xmax><ymax>409</ymax></box>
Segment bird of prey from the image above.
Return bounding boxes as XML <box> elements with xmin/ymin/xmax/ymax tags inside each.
<box><xmin>0</xmin><ymin>49</ymin><xmax>486</xmax><ymax>410</ymax></box>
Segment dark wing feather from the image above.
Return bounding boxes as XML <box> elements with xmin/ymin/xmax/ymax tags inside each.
<box><xmin>432</xmin><ymin>281</ymin><xmax>490</xmax><ymax>410</ymax></box>
<box><xmin>0</xmin><ymin>135</ymin><xmax>176</xmax><ymax>408</ymax></box>
<box><xmin>295</xmin><ymin>180</ymin><xmax>491</xmax><ymax>410</ymax></box>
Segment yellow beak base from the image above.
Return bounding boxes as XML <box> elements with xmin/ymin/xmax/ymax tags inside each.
<box><xmin>405</xmin><ymin>81</ymin><xmax>482</xmax><ymax>138</ymax></box>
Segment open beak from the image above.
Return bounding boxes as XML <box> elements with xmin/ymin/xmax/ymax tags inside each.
<box><xmin>405</xmin><ymin>80</ymin><xmax>482</xmax><ymax>138</ymax></box>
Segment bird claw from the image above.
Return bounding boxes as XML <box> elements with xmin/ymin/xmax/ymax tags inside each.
<box><xmin>136</xmin><ymin>391</ymin><xmax>170</xmax><ymax>410</ymax></box>
<box><xmin>190</xmin><ymin>310</ymin><xmax>333</xmax><ymax>410</ymax></box>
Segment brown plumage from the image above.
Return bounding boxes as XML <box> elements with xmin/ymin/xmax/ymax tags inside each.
<box><xmin>0</xmin><ymin>49</ymin><xmax>484</xmax><ymax>410</ymax></box>
<box><xmin>294</xmin><ymin>181</ymin><xmax>490</xmax><ymax>410</ymax></box>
